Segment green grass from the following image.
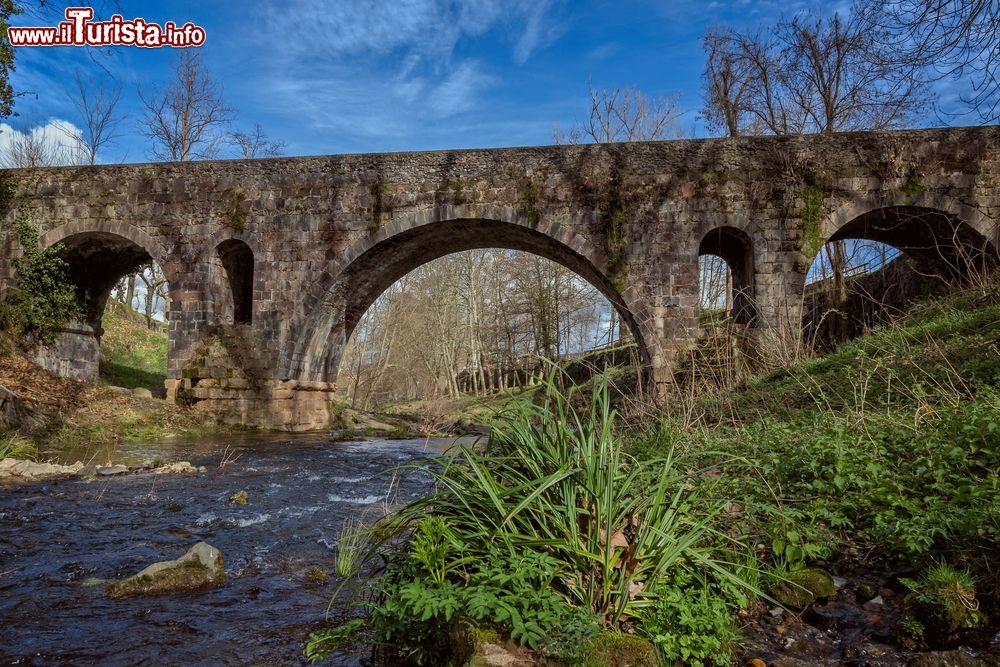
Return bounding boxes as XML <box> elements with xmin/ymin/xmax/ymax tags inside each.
<box><xmin>99</xmin><ymin>303</ymin><xmax>168</xmax><ymax>394</ymax></box>
<box><xmin>0</xmin><ymin>430</ymin><xmax>37</xmax><ymax>460</ymax></box>
<box><xmin>695</xmin><ymin>288</ymin><xmax>1000</xmax><ymax>424</ymax></box>
<box><xmin>628</xmin><ymin>286</ymin><xmax>1000</xmax><ymax>605</ymax></box>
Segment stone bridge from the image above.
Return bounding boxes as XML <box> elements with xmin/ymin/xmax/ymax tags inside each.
<box><xmin>1</xmin><ymin>126</ymin><xmax>998</xmax><ymax>430</ymax></box>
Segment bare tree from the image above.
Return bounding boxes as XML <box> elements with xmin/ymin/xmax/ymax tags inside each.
<box><xmin>138</xmin><ymin>51</ymin><xmax>235</xmax><ymax>161</ymax></box>
<box><xmin>1</xmin><ymin>119</ymin><xmax>76</xmax><ymax>167</ymax></box>
<box><xmin>553</xmin><ymin>84</ymin><xmax>684</xmax><ymax>144</ymax></box>
<box><xmin>230</xmin><ymin>123</ymin><xmax>285</xmax><ymax>158</ymax></box>
<box><xmin>866</xmin><ymin>0</ymin><xmax>999</xmax><ymax>122</ymax></box>
<box><xmin>701</xmin><ymin>8</ymin><xmax>930</xmax><ymax>137</ymax></box>
<box><xmin>63</xmin><ymin>70</ymin><xmax>125</xmax><ymax>164</ymax></box>
<box><xmin>700</xmin><ymin>28</ymin><xmax>756</xmax><ymax>137</ymax></box>
<box><xmin>779</xmin><ymin>9</ymin><xmax>930</xmax><ymax>133</ymax></box>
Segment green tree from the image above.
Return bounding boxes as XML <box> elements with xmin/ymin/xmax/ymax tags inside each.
<box><xmin>0</xmin><ymin>1</ymin><xmax>23</xmax><ymax>118</ymax></box>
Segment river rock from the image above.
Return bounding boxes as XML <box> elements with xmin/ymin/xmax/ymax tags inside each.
<box><xmin>96</xmin><ymin>464</ymin><xmax>129</xmax><ymax>476</ymax></box>
<box><xmin>151</xmin><ymin>461</ymin><xmax>204</xmax><ymax>474</ymax></box>
<box><xmin>771</xmin><ymin>568</ymin><xmax>837</xmax><ymax>609</ymax></box>
<box><xmin>0</xmin><ymin>458</ymin><xmax>84</xmax><ymax>479</ymax></box>
<box><xmin>0</xmin><ymin>385</ymin><xmax>27</xmax><ymax>429</ymax></box>
<box><xmin>107</xmin><ymin>542</ymin><xmax>224</xmax><ymax>598</ymax></box>
<box><xmin>132</xmin><ymin>387</ymin><xmax>154</xmax><ymax>399</ymax></box>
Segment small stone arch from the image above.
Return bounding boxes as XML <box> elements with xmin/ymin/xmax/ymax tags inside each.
<box><xmin>212</xmin><ymin>239</ymin><xmax>255</xmax><ymax>325</ymax></box>
<box><xmin>284</xmin><ymin>214</ymin><xmax>650</xmax><ymax>384</ymax></box>
<box><xmin>698</xmin><ymin>226</ymin><xmax>758</xmax><ymax>326</ymax></box>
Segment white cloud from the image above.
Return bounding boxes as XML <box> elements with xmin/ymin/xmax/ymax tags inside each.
<box><xmin>0</xmin><ymin>119</ymin><xmax>87</xmax><ymax>167</ymax></box>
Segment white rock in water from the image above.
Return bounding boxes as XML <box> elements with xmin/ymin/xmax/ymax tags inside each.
<box><xmin>107</xmin><ymin>542</ymin><xmax>225</xmax><ymax>598</ymax></box>
<box><xmin>96</xmin><ymin>465</ymin><xmax>129</xmax><ymax>476</ymax></box>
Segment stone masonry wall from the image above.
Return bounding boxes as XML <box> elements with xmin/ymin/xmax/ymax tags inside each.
<box><xmin>1</xmin><ymin>126</ymin><xmax>998</xmax><ymax>429</ymax></box>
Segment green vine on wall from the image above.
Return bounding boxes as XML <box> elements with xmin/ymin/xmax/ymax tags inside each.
<box><xmin>903</xmin><ymin>167</ymin><xmax>925</xmax><ymax>197</ymax></box>
<box><xmin>519</xmin><ymin>177</ymin><xmax>541</xmax><ymax>225</ymax></box>
<box><xmin>799</xmin><ymin>186</ymin><xmax>825</xmax><ymax>258</ymax></box>
<box><xmin>601</xmin><ymin>168</ymin><xmax>630</xmax><ymax>290</ymax></box>
<box><xmin>1</xmin><ymin>207</ymin><xmax>82</xmax><ymax>346</ymax></box>
<box><xmin>0</xmin><ymin>172</ymin><xmax>18</xmax><ymax>215</ymax></box>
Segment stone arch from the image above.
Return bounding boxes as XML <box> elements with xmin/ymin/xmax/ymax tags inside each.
<box><xmin>697</xmin><ymin>226</ymin><xmax>759</xmax><ymax>325</ymax></box>
<box><xmin>39</xmin><ymin>222</ymin><xmax>177</xmax><ymax>331</ymax></box>
<box><xmin>820</xmin><ymin>202</ymin><xmax>998</xmax><ymax>281</ymax></box>
<box><xmin>36</xmin><ymin>222</ymin><xmax>177</xmax><ymax>385</ymax></box>
<box><xmin>284</xmin><ymin>214</ymin><xmax>649</xmax><ymax>384</ymax></box>
<box><xmin>211</xmin><ymin>239</ymin><xmax>255</xmax><ymax>325</ymax></box>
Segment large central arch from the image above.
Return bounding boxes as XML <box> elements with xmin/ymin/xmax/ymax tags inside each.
<box><xmin>286</xmin><ymin>216</ymin><xmax>649</xmax><ymax>384</ymax></box>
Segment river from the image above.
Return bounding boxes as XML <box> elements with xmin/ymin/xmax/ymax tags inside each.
<box><xmin>0</xmin><ymin>433</ymin><xmax>453</xmax><ymax>666</ymax></box>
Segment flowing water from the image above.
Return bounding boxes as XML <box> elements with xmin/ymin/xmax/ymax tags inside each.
<box><xmin>0</xmin><ymin>433</ymin><xmax>455</xmax><ymax>666</ymax></box>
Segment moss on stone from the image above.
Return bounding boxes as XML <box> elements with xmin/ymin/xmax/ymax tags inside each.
<box><xmin>571</xmin><ymin>632</ymin><xmax>658</xmax><ymax>667</ymax></box>
<box><xmin>450</xmin><ymin>179</ymin><xmax>466</xmax><ymax>206</ymax></box>
<box><xmin>370</xmin><ymin>178</ymin><xmax>388</xmax><ymax>233</ymax></box>
<box><xmin>519</xmin><ymin>177</ymin><xmax>541</xmax><ymax>225</ymax></box>
<box><xmin>771</xmin><ymin>567</ymin><xmax>836</xmax><ymax>609</ymax></box>
<box><xmin>799</xmin><ymin>186</ymin><xmax>825</xmax><ymax>258</ymax></box>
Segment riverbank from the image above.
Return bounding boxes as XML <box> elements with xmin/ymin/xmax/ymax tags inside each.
<box><xmin>305</xmin><ymin>285</ymin><xmax>1000</xmax><ymax>666</ymax></box>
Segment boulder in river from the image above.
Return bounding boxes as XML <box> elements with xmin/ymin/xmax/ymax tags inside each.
<box><xmin>107</xmin><ymin>542</ymin><xmax>225</xmax><ymax>598</ymax></box>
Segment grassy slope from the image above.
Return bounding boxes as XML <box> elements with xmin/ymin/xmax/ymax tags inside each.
<box><xmin>694</xmin><ymin>287</ymin><xmax>1000</xmax><ymax>425</ymax></box>
<box><xmin>630</xmin><ymin>287</ymin><xmax>1000</xmax><ymax>603</ymax></box>
<box><xmin>0</xmin><ymin>304</ymin><xmax>225</xmax><ymax>460</ymax></box>
<box><xmin>99</xmin><ymin>303</ymin><xmax>169</xmax><ymax>394</ymax></box>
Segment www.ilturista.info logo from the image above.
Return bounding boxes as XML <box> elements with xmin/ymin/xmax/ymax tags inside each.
<box><xmin>7</xmin><ymin>7</ymin><xmax>206</xmax><ymax>48</ymax></box>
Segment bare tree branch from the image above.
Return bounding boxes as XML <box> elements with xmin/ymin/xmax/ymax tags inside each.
<box><xmin>138</xmin><ymin>51</ymin><xmax>235</xmax><ymax>161</ymax></box>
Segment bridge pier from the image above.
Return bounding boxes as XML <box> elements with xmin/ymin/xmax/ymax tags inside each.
<box><xmin>165</xmin><ymin>336</ymin><xmax>338</xmax><ymax>432</ymax></box>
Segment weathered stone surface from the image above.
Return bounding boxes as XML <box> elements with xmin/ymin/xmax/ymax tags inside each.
<box><xmin>107</xmin><ymin>542</ymin><xmax>224</xmax><ymax>598</ymax></box>
<box><xmin>150</xmin><ymin>461</ymin><xmax>204</xmax><ymax>474</ymax></box>
<box><xmin>0</xmin><ymin>457</ymin><xmax>84</xmax><ymax>479</ymax></box>
<box><xmin>131</xmin><ymin>387</ymin><xmax>153</xmax><ymax>399</ymax></box>
<box><xmin>3</xmin><ymin>127</ymin><xmax>999</xmax><ymax>429</ymax></box>
<box><xmin>96</xmin><ymin>464</ymin><xmax>129</xmax><ymax>476</ymax></box>
<box><xmin>772</xmin><ymin>568</ymin><xmax>837</xmax><ymax>609</ymax></box>
<box><xmin>0</xmin><ymin>385</ymin><xmax>27</xmax><ymax>429</ymax></box>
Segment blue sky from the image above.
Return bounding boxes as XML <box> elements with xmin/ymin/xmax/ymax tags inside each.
<box><xmin>4</xmin><ymin>0</ymin><xmax>949</xmax><ymax>162</ymax></box>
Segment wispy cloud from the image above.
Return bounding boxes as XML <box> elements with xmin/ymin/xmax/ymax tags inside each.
<box><xmin>236</xmin><ymin>0</ymin><xmax>556</xmax><ymax>148</ymax></box>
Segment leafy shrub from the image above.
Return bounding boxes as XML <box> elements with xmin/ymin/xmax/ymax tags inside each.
<box><xmin>640</xmin><ymin>567</ymin><xmax>739</xmax><ymax>667</ymax></box>
<box><xmin>368</xmin><ymin>537</ymin><xmax>599</xmax><ymax>664</ymax></box>
<box><xmin>1</xmin><ymin>209</ymin><xmax>81</xmax><ymax>345</ymax></box>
